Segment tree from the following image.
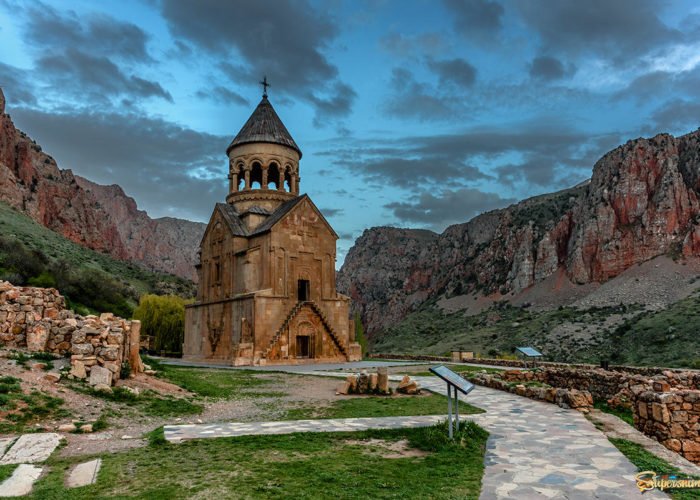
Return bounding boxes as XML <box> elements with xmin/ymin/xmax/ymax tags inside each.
<box><xmin>354</xmin><ymin>311</ymin><xmax>368</xmax><ymax>357</ymax></box>
<box><xmin>134</xmin><ymin>295</ymin><xmax>188</xmax><ymax>355</ymax></box>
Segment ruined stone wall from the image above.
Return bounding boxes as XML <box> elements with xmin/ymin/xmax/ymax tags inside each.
<box><xmin>368</xmin><ymin>353</ymin><xmax>688</xmax><ymax>376</ymax></box>
<box><xmin>636</xmin><ymin>390</ymin><xmax>700</xmax><ymax>463</ymax></box>
<box><xmin>0</xmin><ymin>281</ymin><xmax>142</xmax><ymax>386</ymax></box>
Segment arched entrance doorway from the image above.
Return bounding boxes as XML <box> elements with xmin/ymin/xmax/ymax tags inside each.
<box><xmin>296</xmin><ymin>321</ymin><xmax>316</xmax><ymax>359</ymax></box>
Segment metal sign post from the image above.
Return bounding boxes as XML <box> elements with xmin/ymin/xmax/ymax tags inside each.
<box><xmin>429</xmin><ymin>365</ymin><xmax>475</xmax><ymax>439</ymax></box>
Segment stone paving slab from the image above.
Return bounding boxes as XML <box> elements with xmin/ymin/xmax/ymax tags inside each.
<box><xmin>0</xmin><ymin>433</ymin><xmax>61</xmax><ymax>465</ymax></box>
<box><xmin>0</xmin><ymin>464</ymin><xmax>43</xmax><ymax>497</ymax></box>
<box><xmin>66</xmin><ymin>458</ymin><xmax>101</xmax><ymax>488</ymax></box>
<box><xmin>165</xmin><ymin>415</ymin><xmax>448</xmax><ymax>442</ymax></box>
<box><xmin>0</xmin><ymin>438</ymin><xmax>16</xmax><ymax>460</ymax></box>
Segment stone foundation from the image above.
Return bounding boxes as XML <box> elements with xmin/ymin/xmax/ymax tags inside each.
<box><xmin>0</xmin><ymin>281</ymin><xmax>143</xmax><ymax>385</ymax></box>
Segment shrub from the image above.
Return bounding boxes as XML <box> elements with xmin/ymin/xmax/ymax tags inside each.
<box><xmin>134</xmin><ymin>295</ymin><xmax>188</xmax><ymax>356</ymax></box>
<box><xmin>354</xmin><ymin>311</ymin><xmax>368</xmax><ymax>356</ymax></box>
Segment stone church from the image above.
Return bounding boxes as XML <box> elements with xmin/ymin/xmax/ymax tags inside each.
<box><xmin>183</xmin><ymin>90</ymin><xmax>361</xmax><ymax>366</ymax></box>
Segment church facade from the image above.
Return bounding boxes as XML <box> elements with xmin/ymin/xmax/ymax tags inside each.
<box><xmin>183</xmin><ymin>92</ymin><xmax>361</xmax><ymax>366</ymax></box>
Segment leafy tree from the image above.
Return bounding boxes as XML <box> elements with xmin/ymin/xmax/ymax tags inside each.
<box><xmin>354</xmin><ymin>311</ymin><xmax>368</xmax><ymax>357</ymax></box>
<box><xmin>134</xmin><ymin>295</ymin><xmax>188</xmax><ymax>355</ymax></box>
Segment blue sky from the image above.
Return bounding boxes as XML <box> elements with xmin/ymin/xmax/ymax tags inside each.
<box><xmin>1</xmin><ymin>0</ymin><xmax>700</xmax><ymax>263</ymax></box>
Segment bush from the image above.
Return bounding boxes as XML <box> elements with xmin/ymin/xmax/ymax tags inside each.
<box><xmin>134</xmin><ymin>295</ymin><xmax>188</xmax><ymax>356</ymax></box>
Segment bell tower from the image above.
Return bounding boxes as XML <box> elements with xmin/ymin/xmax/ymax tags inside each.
<box><xmin>225</xmin><ymin>82</ymin><xmax>302</xmax><ymax>217</ymax></box>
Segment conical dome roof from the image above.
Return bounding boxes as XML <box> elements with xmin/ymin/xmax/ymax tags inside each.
<box><xmin>226</xmin><ymin>95</ymin><xmax>302</xmax><ymax>158</ymax></box>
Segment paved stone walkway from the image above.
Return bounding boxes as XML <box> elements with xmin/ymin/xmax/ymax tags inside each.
<box><xmin>166</xmin><ymin>415</ymin><xmax>450</xmax><ymax>442</ymax></box>
<box><xmin>163</xmin><ymin>361</ymin><xmax>669</xmax><ymax>499</ymax></box>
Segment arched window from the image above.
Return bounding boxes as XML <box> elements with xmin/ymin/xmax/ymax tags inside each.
<box><xmin>250</xmin><ymin>161</ymin><xmax>263</xmax><ymax>189</ymax></box>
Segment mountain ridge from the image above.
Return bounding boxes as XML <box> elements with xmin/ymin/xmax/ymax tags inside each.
<box><xmin>0</xmin><ymin>89</ymin><xmax>205</xmax><ymax>281</ymax></box>
<box><xmin>338</xmin><ymin>130</ymin><xmax>700</xmax><ymax>335</ymax></box>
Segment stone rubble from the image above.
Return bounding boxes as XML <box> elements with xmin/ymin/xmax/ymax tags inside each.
<box><xmin>0</xmin><ymin>281</ymin><xmax>144</xmax><ymax>386</ymax></box>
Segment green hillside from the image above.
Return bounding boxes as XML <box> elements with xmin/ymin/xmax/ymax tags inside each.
<box><xmin>0</xmin><ymin>201</ymin><xmax>195</xmax><ymax>317</ymax></box>
<box><xmin>371</xmin><ymin>291</ymin><xmax>700</xmax><ymax>368</ymax></box>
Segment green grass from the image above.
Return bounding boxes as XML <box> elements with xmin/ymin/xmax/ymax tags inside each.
<box><xmin>147</xmin><ymin>358</ymin><xmax>282</xmax><ymax>400</ymax></box>
<box><xmin>609</xmin><ymin>438</ymin><xmax>700</xmax><ymax>499</ymax></box>
<box><xmin>413</xmin><ymin>364</ymin><xmax>503</xmax><ymax>377</ymax></box>
<box><xmin>71</xmin><ymin>383</ymin><xmax>203</xmax><ymax>418</ymax></box>
<box><xmin>284</xmin><ymin>393</ymin><xmax>484</xmax><ymax>420</ymax></box>
<box><xmin>0</xmin><ymin>376</ymin><xmax>69</xmax><ymax>433</ymax></box>
<box><xmin>594</xmin><ymin>400</ymin><xmax>634</xmax><ymax>426</ymax></box>
<box><xmin>0</xmin><ymin>464</ymin><xmax>17</xmax><ymax>483</ymax></box>
<box><xmin>29</xmin><ymin>422</ymin><xmax>489</xmax><ymax>499</ymax></box>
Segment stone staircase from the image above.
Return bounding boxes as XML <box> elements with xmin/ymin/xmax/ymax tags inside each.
<box><xmin>262</xmin><ymin>300</ymin><xmax>347</xmax><ymax>360</ymax></box>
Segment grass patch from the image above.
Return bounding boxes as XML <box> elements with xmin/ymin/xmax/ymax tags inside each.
<box><xmin>0</xmin><ymin>376</ymin><xmax>68</xmax><ymax>433</ymax></box>
<box><xmin>284</xmin><ymin>393</ymin><xmax>483</xmax><ymax>420</ymax></box>
<box><xmin>413</xmin><ymin>364</ymin><xmax>503</xmax><ymax>377</ymax></box>
<box><xmin>31</xmin><ymin>422</ymin><xmax>488</xmax><ymax>499</ymax></box>
<box><xmin>71</xmin><ymin>383</ymin><xmax>203</xmax><ymax>417</ymax></box>
<box><xmin>609</xmin><ymin>438</ymin><xmax>700</xmax><ymax>499</ymax></box>
<box><xmin>594</xmin><ymin>401</ymin><xmax>634</xmax><ymax>426</ymax></box>
<box><xmin>147</xmin><ymin>357</ymin><xmax>282</xmax><ymax>400</ymax></box>
<box><xmin>0</xmin><ymin>464</ymin><xmax>17</xmax><ymax>483</ymax></box>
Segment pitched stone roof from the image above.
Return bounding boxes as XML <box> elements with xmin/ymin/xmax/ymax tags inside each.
<box><xmin>249</xmin><ymin>196</ymin><xmax>306</xmax><ymax>236</ymax></box>
<box><xmin>215</xmin><ymin>203</ymin><xmax>248</xmax><ymax>236</ymax></box>
<box><xmin>226</xmin><ymin>96</ymin><xmax>302</xmax><ymax>157</ymax></box>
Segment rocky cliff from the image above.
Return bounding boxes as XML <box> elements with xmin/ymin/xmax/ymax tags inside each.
<box><xmin>0</xmin><ymin>89</ymin><xmax>205</xmax><ymax>281</ymax></box>
<box><xmin>338</xmin><ymin>130</ymin><xmax>700</xmax><ymax>334</ymax></box>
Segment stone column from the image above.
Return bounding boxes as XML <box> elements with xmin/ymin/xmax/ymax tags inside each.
<box><xmin>244</xmin><ymin>169</ymin><xmax>251</xmax><ymax>190</ymax></box>
<box><xmin>262</xmin><ymin>165</ymin><xmax>269</xmax><ymax>189</ymax></box>
<box><xmin>231</xmin><ymin>172</ymin><xmax>239</xmax><ymax>192</ymax></box>
<box><xmin>291</xmin><ymin>174</ymin><xmax>298</xmax><ymax>194</ymax></box>
<box><xmin>129</xmin><ymin>320</ymin><xmax>144</xmax><ymax>374</ymax></box>
<box><xmin>277</xmin><ymin>166</ymin><xmax>286</xmax><ymax>191</ymax></box>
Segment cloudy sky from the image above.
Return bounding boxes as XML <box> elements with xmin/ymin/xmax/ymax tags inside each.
<box><xmin>1</xmin><ymin>0</ymin><xmax>700</xmax><ymax>263</ymax></box>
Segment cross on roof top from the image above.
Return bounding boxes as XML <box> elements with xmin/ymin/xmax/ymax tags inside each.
<box><xmin>260</xmin><ymin>76</ymin><xmax>270</xmax><ymax>97</ymax></box>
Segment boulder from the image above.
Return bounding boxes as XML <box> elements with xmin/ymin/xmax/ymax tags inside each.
<box><xmin>70</xmin><ymin>361</ymin><xmax>87</xmax><ymax>379</ymax></box>
<box><xmin>89</xmin><ymin>365</ymin><xmax>113</xmax><ymax>387</ymax></box>
<box><xmin>58</xmin><ymin>423</ymin><xmax>77</xmax><ymax>433</ymax></box>
<box><xmin>336</xmin><ymin>380</ymin><xmax>351</xmax><ymax>395</ymax></box>
<box><xmin>26</xmin><ymin>323</ymin><xmax>49</xmax><ymax>351</ymax></box>
<box><xmin>397</xmin><ymin>375</ymin><xmax>420</xmax><ymax>395</ymax></box>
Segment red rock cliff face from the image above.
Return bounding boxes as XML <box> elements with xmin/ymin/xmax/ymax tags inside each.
<box><xmin>0</xmin><ymin>89</ymin><xmax>205</xmax><ymax>281</ymax></box>
<box><xmin>339</xmin><ymin>130</ymin><xmax>700</xmax><ymax>334</ymax></box>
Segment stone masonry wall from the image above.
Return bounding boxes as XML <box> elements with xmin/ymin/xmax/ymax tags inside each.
<box><xmin>0</xmin><ymin>281</ymin><xmax>142</xmax><ymax>386</ymax></box>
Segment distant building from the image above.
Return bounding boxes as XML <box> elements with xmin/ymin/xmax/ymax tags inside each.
<box><xmin>183</xmin><ymin>92</ymin><xmax>361</xmax><ymax>365</ymax></box>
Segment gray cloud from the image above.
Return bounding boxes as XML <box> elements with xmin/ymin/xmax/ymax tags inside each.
<box><xmin>650</xmin><ymin>99</ymin><xmax>700</xmax><ymax>132</ymax></box>
<box><xmin>320</xmin><ymin>208</ymin><xmax>344</xmax><ymax>217</ymax></box>
<box><xmin>10</xmin><ymin>107</ymin><xmax>229</xmax><ymax>221</ymax></box>
<box><xmin>159</xmin><ymin>0</ymin><xmax>355</xmax><ymax>123</ymax></box>
<box><xmin>515</xmin><ymin>0</ymin><xmax>680</xmax><ymax>63</ymax></box>
<box><xmin>427</xmin><ymin>57</ymin><xmax>477</xmax><ymax>87</ymax></box>
<box><xmin>386</xmin><ymin>188</ymin><xmax>515</xmax><ymax>228</ymax></box>
<box><xmin>385</xmin><ymin>68</ymin><xmax>455</xmax><ymax>121</ymax></box>
<box><xmin>443</xmin><ymin>0</ymin><xmax>504</xmax><ymax>40</ymax></box>
<box><xmin>195</xmin><ymin>86</ymin><xmax>249</xmax><ymax>106</ymax></box>
<box><xmin>342</xmin><ymin>157</ymin><xmax>491</xmax><ymax>190</ymax></box>
<box><xmin>529</xmin><ymin>56</ymin><xmax>575</xmax><ymax>81</ymax></box>
<box><xmin>0</xmin><ymin>63</ymin><xmax>37</xmax><ymax>107</ymax></box>
<box><xmin>22</xmin><ymin>2</ymin><xmax>152</xmax><ymax>62</ymax></box>
<box><xmin>37</xmin><ymin>49</ymin><xmax>172</xmax><ymax>103</ymax></box>
<box><xmin>379</xmin><ymin>32</ymin><xmax>447</xmax><ymax>57</ymax></box>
